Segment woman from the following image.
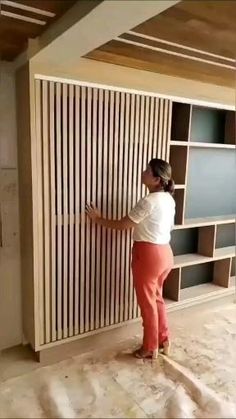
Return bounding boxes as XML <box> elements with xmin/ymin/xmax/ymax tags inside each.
<box><xmin>86</xmin><ymin>158</ymin><xmax>175</xmax><ymax>360</ymax></box>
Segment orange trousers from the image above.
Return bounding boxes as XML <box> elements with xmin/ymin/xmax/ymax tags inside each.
<box><xmin>132</xmin><ymin>242</ymin><xmax>174</xmax><ymax>351</ymax></box>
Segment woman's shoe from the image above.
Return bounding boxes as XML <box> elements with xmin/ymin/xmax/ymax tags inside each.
<box><xmin>133</xmin><ymin>347</ymin><xmax>159</xmax><ymax>360</ymax></box>
<box><xmin>159</xmin><ymin>340</ymin><xmax>171</xmax><ymax>356</ymax></box>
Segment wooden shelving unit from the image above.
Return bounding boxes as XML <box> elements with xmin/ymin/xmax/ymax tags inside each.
<box><xmin>165</xmin><ymin>102</ymin><xmax>236</xmax><ymax>308</ymax></box>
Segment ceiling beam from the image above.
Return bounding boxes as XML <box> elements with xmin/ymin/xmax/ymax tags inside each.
<box><xmin>32</xmin><ymin>0</ymin><xmax>179</xmax><ymax>67</ymax></box>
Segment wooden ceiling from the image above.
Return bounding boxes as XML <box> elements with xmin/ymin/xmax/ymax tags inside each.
<box><xmin>86</xmin><ymin>1</ymin><xmax>236</xmax><ymax>88</ymax></box>
<box><xmin>0</xmin><ymin>0</ymin><xmax>77</xmax><ymax>61</ymax></box>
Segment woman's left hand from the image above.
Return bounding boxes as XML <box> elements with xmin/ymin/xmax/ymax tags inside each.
<box><xmin>85</xmin><ymin>203</ymin><xmax>102</xmax><ymax>222</ymax></box>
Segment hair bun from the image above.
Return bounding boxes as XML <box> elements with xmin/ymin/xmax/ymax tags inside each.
<box><xmin>165</xmin><ymin>179</ymin><xmax>175</xmax><ymax>195</ymax></box>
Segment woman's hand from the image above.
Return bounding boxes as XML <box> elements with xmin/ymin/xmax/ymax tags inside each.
<box><xmin>85</xmin><ymin>203</ymin><xmax>102</xmax><ymax>222</ymax></box>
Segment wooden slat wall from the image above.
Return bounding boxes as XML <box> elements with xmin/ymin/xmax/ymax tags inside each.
<box><xmin>34</xmin><ymin>79</ymin><xmax>172</xmax><ymax>345</ymax></box>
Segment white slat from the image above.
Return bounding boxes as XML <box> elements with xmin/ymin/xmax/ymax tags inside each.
<box><xmin>68</xmin><ymin>84</ymin><xmax>74</xmax><ymax>337</ymax></box>
<box><xmin>62</xmin><ymin>84</ymin><xmax>68</xmax><ymax>339</ymax></box>
<box><xmin>35</xmin><ymin>79</ymin><xmax>44</xmax><ymax>345</ymax></box>
<box><xmin>49</xmin><ymin>81</ymin><xmax>56</xmax><ymax>342</ymax></box>
<box><xmin>42</xmin><ymin>80</ymin><xmax>51</xmax><ymax>343</ymax></box>
<box><xmin>56</xmin><ymin>82</ymin><xmax>62</xmax><ymax>340</ymax></box>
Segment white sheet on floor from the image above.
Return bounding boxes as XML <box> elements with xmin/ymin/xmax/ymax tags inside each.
<box><xmin>0</xmin><ymin>304</ymin><xmax>236</xmax><ymax>418</ymax></box>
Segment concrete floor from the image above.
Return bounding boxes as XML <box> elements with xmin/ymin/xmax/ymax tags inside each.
<box><xmin>0</xmin><ymin>300</ymin><xmax>236</xmax><ymax>418</ymax></box>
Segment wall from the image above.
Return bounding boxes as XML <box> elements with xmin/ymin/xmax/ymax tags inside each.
<box><xmin>0</xmin><ymin>61</ymin><xmax>22</xmax><ymax>350</ymax></box>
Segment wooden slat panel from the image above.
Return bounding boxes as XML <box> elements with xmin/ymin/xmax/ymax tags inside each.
<box><xmin>35</xmin><ymin>79</ymin><xmax>44</xmax><ymax>345</ymax></box>
<box><xmin>74</xmin><ymin>85</ymin><xmax>80</xmax><ymax>335</ymax></box>
<box><xmin>49</xmin><ymin>81</ymin><xmax>56</xmax><ymax>342</ymax></box>
<box><xmin>62</xmin><ymin>84</ymin><xmax>68</xmax><ymax>339</ymax></box>
<box><xmin>36</xmin><ymin>78</ymin><xmax>173</xmax><ymax>345</ymax></box>
<box><xmin>42</xmin><ymin>80</ymin><xmax>51</xmax><ymax>343</ymax></box>
<box><xmin>68</xmin><ymin>84</ymin><xmax>74</xmax><ymax>337</ymax></box>
<box><xmin>56</xmin><ymin>82</ymin><xmax>62</xmax><ymax>340</ymax></box>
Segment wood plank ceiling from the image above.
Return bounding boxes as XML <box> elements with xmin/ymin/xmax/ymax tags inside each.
<box><xmin>0</xmin><ymin>0</ymin><xmax>77</xmax><ymax>61</ymax></box>
<box><xmin>86</xmin><ymin>1</ymin><xmax>236</xmax><ymax>88</ymax></box>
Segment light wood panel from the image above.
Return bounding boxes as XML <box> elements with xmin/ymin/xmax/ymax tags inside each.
<box><xmin>86</xmin><ymin>2</ymin><xmax>236</xmax><ymax>88</ymax></box>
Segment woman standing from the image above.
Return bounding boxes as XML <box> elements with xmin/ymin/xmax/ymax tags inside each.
<box><xmin>86</xmin><ymin>159</ymin><xmax>175</xmax><ymax>359</ymax></box>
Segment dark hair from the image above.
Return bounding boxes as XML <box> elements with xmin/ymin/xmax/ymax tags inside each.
<box><xmin>149</xmin><ymin>158</ymin><xmax>175</xmax><ymax>195</ymax></box>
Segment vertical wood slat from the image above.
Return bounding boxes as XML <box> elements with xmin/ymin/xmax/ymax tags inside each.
<box><xmin>35</xmin><ymin>79</ymin><xmax>44</xmax><ymax>345</ymax></box>
<box><xmin>74</xmin><ymin>85</ymin><xmax>80</xmax><ymax>335</ymax></box>
<box><xmin>148</xmin><ymin>97</ymin><xmax>155</xmax><ymax>162</ymax></box>
<box><xmin>166</xmin><ymin>101</ymin><xmax>173</xmax><ymax>162</ymax></box>
<box><xmin>95</xmin><ymin>89</ymin><xmax>103</xmax><ymax>329</ymax></box>
<box><xmin>62</xmin><ymin>84</ymin><xmax>68</xmax><ymax>339</ymax></box>
<box><xmin>56</xmin><ymin>82</ymin><xmax>62</xmax><ymax>340</ymax></box>
<box><xmin>117</xmin><ymin>92</ymin><xmax>125</xmax><ymax>323</ymax></box>
<box><xmin>90</xmin><ymin>88</ymin><xmax>98</xmax><ymax>330</ymax></box>
<box><xmin>80</xmin><ymin>86</ymin><xmax>86</xmax><ymax>334</ymax></box>
<box><xmin>36</xmin><ymin>78</ymin><xmax>172</xmax><ymax>346</ymax></box>
<box><xmin>106</xmin><ymin>91</ymin><xmax>115</xmax><ymax>326</ymax></box>
<box><xmin>131</xmin><ymin>94</ymin><xmax>140</xmax><ymax>318</ymax></box>
<box><xmin>100</xmin><ymin>90</ymin><xmax>109</xmax><ymax>328</ymax></box>
<box><xmin>112</xmin><ymin>91</ymin><xmax>120</xmax><ymax>324</ymax></box>
<box><xmin>69</xmin><ymin>84</ymin><xmax>74</xmax><ymax>337</ymax></box>
<box><xmin>152</xmin><ymin>98</ymin><xmax>159</xmax><ymax>159</ymax></box>
<box><xmin>49</xmin><ymin>82</ymin><xmax>56</xmax><ymax>342</ymax></box>
<box><xmin>42</xmin><ymin>81</ymin><xmax>51</xmax><ymax>343</ymax></box>
<box><xmin>123</xmin><ymin>93</ymin><xmax>130</xmax><ymax>322</ymax></box>
<box><xmin>158</xmin><ymin>99</ymin><xmax>164</xmax><ymax>158</ymax></box>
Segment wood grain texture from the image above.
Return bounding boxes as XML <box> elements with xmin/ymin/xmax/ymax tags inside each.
<box><xmin>86</xmin><ymin>1</ymin><xmax>236</xmax><ymax>88</ymax></box>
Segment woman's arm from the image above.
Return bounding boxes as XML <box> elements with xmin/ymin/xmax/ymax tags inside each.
<box><xmin>86</xmin><ymin>204</ymin><xmax>136</xmax><ymax>230</ymax></box>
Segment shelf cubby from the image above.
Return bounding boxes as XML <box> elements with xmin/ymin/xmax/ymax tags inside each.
<box><xmin>185</xmin><ymin>148</ymin><xmax>236</xmax><ymax>219</ymax></box>
<box><xmin>215</xmin><ymin>223</ymin><xmax>235</xmax><ymax>249</ymax></box>
<box><xmin>171</xmin><ymin>102</ymin><xmax>191</xmax><ymax>141</ymax></box>
<box><xmin>190</xmin><ymin>106</ymin><xmax>235</xmax><ymax>146</ymax></box>
<box><xmin>181</xmin><ymin>262</ymin><xmax>214</xmax><ymax>289</ymax></box>
<box><xmin>179</xmin><ymin>258</ymin><xmax>232</xmax><ymax>301</ymax></box>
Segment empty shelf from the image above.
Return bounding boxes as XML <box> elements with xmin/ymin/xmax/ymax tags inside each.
<box><xmin>214</xmin><ymin>246</ymin><xmax>235</xmax><ymax>259</ymax></box>
<box><xmin>180</xmin><ymin>283</ymin><xmax>232</xmax><ymax>302</ymax></box>
<box><xmin>174</xmin><ymin>214</ymin><xmax>236</xmax><ymax>229</ymax></box>
<box><xmin>170</xmin><ymin>141</ymin><xmax>235</xmax><ymax>149</ymax></box>
<box><xmin>190</xmin><ymin>142</ymin><xmax>235</xmax><ymax>149</ymax></box>
<box><xmin>174</xmin><ymin>253</ymin><xmax>210</xmax><ymax>268</ymax></box>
